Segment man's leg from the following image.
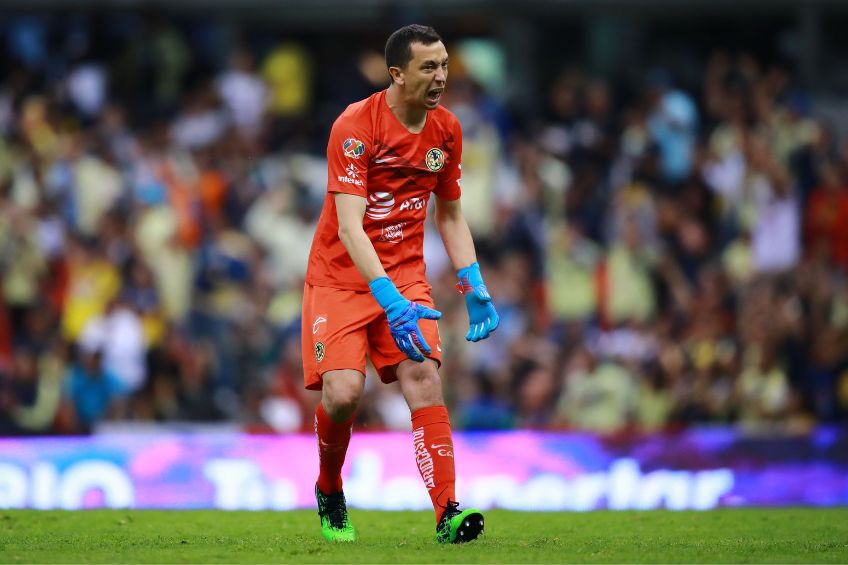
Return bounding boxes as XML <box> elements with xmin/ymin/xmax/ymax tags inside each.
<box><xmin>396</xmin><ymin>359</ymin><xmax>455</xmax><ymax>513</ymax></box>
<box><xmin>316</xmin><ymin>370</ymin><xmax>363</xmax><ymax>494</ymax></box>
<box><xmin>301</xmin><ymin>281</ymin><xmax>376</xmax><ymax>542</ymax></box>
<box><xmin>313</xmin><ymin>369</ymin><xmax>364</xmax><ymax>542</ymax></box>
<box><xmin>396</xmin><ymin>360</ymin><xmax>484</xmax><ymax>543</ymax></box>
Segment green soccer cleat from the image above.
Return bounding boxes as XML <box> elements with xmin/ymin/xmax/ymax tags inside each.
<box><xmin>315</xmin><ymin>484</ymin><xmax>356</xmax><ymax>542</ymax></box>
<box><xmin>436</xmin><ymin>500</ymin><xmax>484</xmax><ymax>544</ymax></box>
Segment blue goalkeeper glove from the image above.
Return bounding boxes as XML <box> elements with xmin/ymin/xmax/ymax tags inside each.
<box><xmin>457</xmin><ymin>262</ymin><xmax>499</xmax><ymax>342</ymax></box>
<box><xmin>369</xmin><ymin>277</ymin><xmax>442</xmax><ymax>363</ymax></box>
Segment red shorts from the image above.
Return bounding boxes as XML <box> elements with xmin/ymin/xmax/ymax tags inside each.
<box><xmin>301</xmin><ymin>280</ymin><xmax>442</xmax><ymax>390</ymax></box>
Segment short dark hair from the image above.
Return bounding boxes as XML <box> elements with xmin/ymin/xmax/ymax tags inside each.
<box><xmin>384</xmin><ymin>24</ymin><xmax>443</xmax><ymax>70</ymax></box>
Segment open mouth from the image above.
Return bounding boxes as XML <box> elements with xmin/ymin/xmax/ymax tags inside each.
<box><xmin>426</xmin><ymin>88</ymin><xmax>443</xmax><ymax>104</ymax></box>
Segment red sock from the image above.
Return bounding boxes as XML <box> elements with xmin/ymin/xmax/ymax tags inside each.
<box><xmin>315</xmin><ymin>403</ymin><xmax>354</xmax><ymax>494</ymax></box>
<box><xmin>411</xmin><ymin>405</ymin><xmax>456</xmax><ymax>522</ymax></box>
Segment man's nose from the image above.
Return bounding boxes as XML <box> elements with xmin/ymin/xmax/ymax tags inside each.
<box><xmin>434</xmin><ymin>67</ymin><xmax>447</xmax><ymax>83</ymax></box>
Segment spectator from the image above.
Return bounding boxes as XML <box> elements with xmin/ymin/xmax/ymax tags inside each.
<box><xmin>78</xmin><ymin>294</ymin><xmax>147</xmax><ymax>393</ymax></box>
<box><xmin>216</xmin><ymin>46</ymin><xmax>268</xmax><ymax>141</ymax></box>
<box><xmin>645</xmin><ymin>69</ymin><xmax>698</xmax><ymax>185</ymax></box>
<box><xmin>62</xmin><ymin>340</ymin><xmax>125</xmax><ymax>434</ymax></box>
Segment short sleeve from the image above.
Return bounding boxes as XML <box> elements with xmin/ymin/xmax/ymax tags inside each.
<box><xmin>434</xmin><ymin>118</ymin><xmax>463</xmax><ymax>201</ymax></box>
<box><xmin>326</xmin><ymin>115</ymin><xmax>371</xmax><ymax>197</ymax></box>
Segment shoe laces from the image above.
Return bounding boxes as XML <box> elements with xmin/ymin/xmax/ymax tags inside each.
<box><xmin>439</xmin><ymin>498</ymin><xmax>461</xmax><ymax>526</ymax></box>
<box><xmin>323</xmin><ymin>492</ymin><xmax>349</xmax><ymax>530</ymax></box>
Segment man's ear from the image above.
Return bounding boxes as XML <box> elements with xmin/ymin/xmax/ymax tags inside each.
<box><xmin>388</xmin><ymin>66</ymin><xmax>404</xmax><ymax>86</ymax></box>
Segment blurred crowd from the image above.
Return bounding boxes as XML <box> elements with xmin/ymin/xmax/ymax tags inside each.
<box><xmin>1</xmin><ymin>14</ymin><xmax>847</xmax><ymax>437</ymax></box>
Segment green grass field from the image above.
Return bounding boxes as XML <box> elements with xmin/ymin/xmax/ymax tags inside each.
<box><xmin>1</xmin><ymin>509</ymin><xmax>846</xmax><ymax>563</ymax></box>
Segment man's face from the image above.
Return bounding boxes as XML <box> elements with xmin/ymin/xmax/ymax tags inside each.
<box><xmin>397</xmin><ymin>41</ymin><xmax>449</xmax><ymax>109</ymax></box>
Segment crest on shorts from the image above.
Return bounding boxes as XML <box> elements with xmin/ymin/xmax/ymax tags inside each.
<box><xmin>425</xmin><ymin>148</ymin><xmax>445</xmax><ymax>172</ymax></box>
<box><xmin>315</xmin><ymin>341</ymin><xmax>325</xmax><ymax>362</ymax></box>
<box><xmin>343</xmin><ymin>138</ymin><xmax>365</xmax><ymax>159</ymax></box>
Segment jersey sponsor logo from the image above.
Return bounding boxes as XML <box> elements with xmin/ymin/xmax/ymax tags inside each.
<box><xmin>343</xmin><ymin>138</ymin><xmax>365</xmax><ymax>159</ymax></box>
<box><xmin>425</xmin><ymin>148</ymin><xmax>445</xmax><ymax>172</ymax></box>
<box><xmin>336</xmin><ymin>175</ymin><xmax>364</xmax><ymax>187</ymax></box>
<box><xmin>399</xmin><ymin>196</ymin><xmax>427</xmax><ymax>212</ymax></box>
<box><xmin>365</xmin><ymin>191</ymin><xmax>395</xmax><ymax>220</ymax></box>
<box><xmin>380</xmin><ymin>221</ymin><xmax>405</xmax><ymax>243</ymax></box>
<box><xmin>337</xmin><ymin>163</ymin><xmax>365</xmax><ymax>187</ymax></box>
<box><xmin>315</xmin><ymin>341</ymin><xmax>325</xmax><ymax>362</ymax></box>
<box><xmin>312</xmin><ymin>315</ymin><xmax>327</xmax><ymax>335</ymax></box>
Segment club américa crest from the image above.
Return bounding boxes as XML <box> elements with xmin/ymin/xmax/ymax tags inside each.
<box><xmin>343</xmin><ymin>138</ymin><xmax>366</xmax><ymax>159</ymax></box>
<box><xmin>425</xmin><ymin>148</ymin><xmax>445</xmax><ymax>172</ymax></box>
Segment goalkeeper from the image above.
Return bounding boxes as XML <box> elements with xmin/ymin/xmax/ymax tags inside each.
<box><xmin>301</xmin><ymin>24</ymin><xmax>498</xmax><ymax>545</ymax></box>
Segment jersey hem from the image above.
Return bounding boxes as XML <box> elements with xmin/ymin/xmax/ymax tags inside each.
<box><xmin>304</xmin><ymin>275</ymin><xmax>430</xmax><ymax>292</ymax></box>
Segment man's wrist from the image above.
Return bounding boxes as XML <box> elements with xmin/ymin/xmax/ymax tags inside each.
<box><xmin>457</xmin><ymin>262</ymin><xmax>483</xmax><ymax>294</ymax></box>
<box><xmin>457</xmin><ymin>262</ymin><xmax>480</xmax><ymax>279</ymax></box>
<box><xmin>368</xmin><ymin>276</ymin><xmax>404</xmax><ymax>310</ymax></box>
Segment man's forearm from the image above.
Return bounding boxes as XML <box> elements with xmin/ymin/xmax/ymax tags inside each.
<box><xmin>436</xmin><ymin>212</ymin><xmax>477</xmax><ymax>270</ymax></box>
<box><xmin>338</xmin><ymin>225</ymin><xmax>388</xmax><ymax>283</ymax></box>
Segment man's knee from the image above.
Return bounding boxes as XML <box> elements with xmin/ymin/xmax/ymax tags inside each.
<box><xmin>400</xmin><ymin>359</ymin><xmax>441</xmax><ymax>384</ymax></box>
<box><xmin>397</xmin><ymin>360</ymin><xmax>444</xmax><ymax>408</ymax></box>
<box><xmin>322</xmin><ymin>370</ymin><xmax>364</xmax><ymax>420</ymax></box>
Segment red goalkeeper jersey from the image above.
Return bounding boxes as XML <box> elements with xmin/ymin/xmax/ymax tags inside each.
<box><xmin>305</xmin><ymin>89</ymin><xmax>463</xmax><ymax>291</ymax></box>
